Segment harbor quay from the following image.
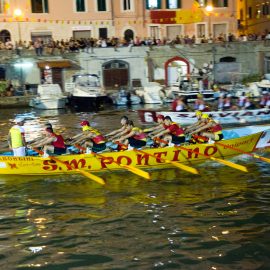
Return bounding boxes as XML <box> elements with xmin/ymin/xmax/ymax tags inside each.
<box><xmin>0</xmin><ymin>40</ymin><xmax>270</xmax><ymax>104</ymax></box>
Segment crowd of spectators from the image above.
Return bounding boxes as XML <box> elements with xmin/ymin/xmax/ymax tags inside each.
<box><xmin>0</xmin><ymin>31</ymin><xmax>270</xmax><ymax>55</ymax></box>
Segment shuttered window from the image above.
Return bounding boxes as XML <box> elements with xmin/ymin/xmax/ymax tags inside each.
<box><xmin>97</xmin><ymin>0</ymin><xmax>107</xmax><ymax>11</ymax></box>
<box><xmin>76</xmin><ymin>0</ymin><xmax>86</xmax><ymax>12</ymax></box>
<box><xmin>123</xmin><ymin>0</ymin><xmax>131</xmax><ymax>10</ymax></box>
<box><xmin>31</xmin><ymin>0</ymin><xmax>49</xmax><ymax>13</ymax></box>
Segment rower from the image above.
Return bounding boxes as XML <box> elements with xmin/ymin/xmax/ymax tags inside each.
<box><xmin>223</xmin><ymin>94</ymin><xmax>232</xmax><ymax>110</ymax></box>
<box><xmin>30</xmin><ymin>126</ymin><xmax>67</xmax><ymax>157</ymax></box>
<box><xmin>185</xmin><ymin>111</ymin><xmax>212</xmax><ymax>143</ymax></box>
<box><xmin>75</xmin><ymin>121</ymin><xmax>107</xmax><ymax>153</ymax></box>
<box><xmin>152</xmin><ymin>116</ymin><xmax>185</xmax><ymax>147</ymax></box>
<box><xmin>144</xmin><ymin>114</ymin><xmax>166</xmax><ymax>137</ymax></box>
<box><xmin>171</xmin><ymin>96</ymin><xmax>188</xmax><ymax>112</ymax></box>
<box><xmin>260</xmin><ymin>92</ymin><xmax>269</xmax><ymax>108</ymax></box>
<box><xmin>191</xmin><ymin>114</ymin><xmax>223</xmax><ymax>142</ymax></box>
<box><xmin>185</xmin><ymin>110</ymin><xmax>203</xmax><ymax>134</ymax></box>
<box><xmin>114</xmin><ymin>120</ymin><xmax>147</xmax><ymax>149</ymax></box>
<box><xmin>66</xmin><ymin>120</ymin><xmax>91</xmax><ymax>144</ymax></box>
<box><xmin>105</xmin><ymin>116</ymin><xmax>129</xmax><ymax>141</ymax></box>
<box><xmin>194</xmin><ymin>94</ymin><xmax>206</xmax><ymax>111</ymax></box>
<box><xmin>7</xmin><ymin>117</ymin><xmax>26</xmax><ymax>157</ymax></box>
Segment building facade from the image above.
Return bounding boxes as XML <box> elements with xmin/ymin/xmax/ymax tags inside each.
<box><xmin>0</xmin><ymin>0</ymin><xmax>238</xmax><ymax>42</ymax></box>
<box><xmin>238</xmin><ymin>0</ymin><xmax>270</xmax><ymax>35</ymax></box>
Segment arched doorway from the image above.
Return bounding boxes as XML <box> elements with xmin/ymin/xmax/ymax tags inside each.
<box><xmin>0</xmin><ymin>30</ymin><xmax>11</xmax><ymax>42</ymax></box>
<box><xmin>102</xmin><ymin>60</ymin><xmax>129</xmax><ymax>89</ymax></box>
<box><xmin>164</xmin><ymin>57</ymin><xmax>190</xmax><ymax>86</ymax></box>
<box><xmin>124</xmin><ymin>29</ymin><xmax>134</xmax><ymax>42</ymax></box>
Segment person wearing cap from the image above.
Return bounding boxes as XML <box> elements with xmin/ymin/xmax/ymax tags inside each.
<box><xmin>114</xmin><ymin>120</ymin><xmax>147</xmax><ymax>149</ymax></box>
<box><xmin>185</xmin><ymin>110</ymin><xmax>204</xmax><ymax>134</ymax></box>
<box><xmin>190</xmin><ymin>114</ymin><xmax>223</xmax><ymax>142</ymax></box>
<box><xmin>7</xmin><ymin>117</ymin><xmax>26</xmax><ymax>156</ymax></box>
<box><xmin>30</xmin><ymin>127</ymin><xmax>67</xmax><ymax>156</ymax></box>
<box><xmin>105</xmin><ymin>116</ymin><xmax>129</xmax><ymax>141</ymax></box>
<box><xmin>65</xmin><ymin>120</ymin><xmax>93</xmax><ymax>145</ymax></box>
<box><xmin>152</xmin><ymin>116</ymin><xmax>185</xmax><ymax>147</ymax></box>
<box><xmin>73</xmin><ymin>121</ymin><xmax>107</xmax><ymax>153</ymax></box>
<box><xmin>143</xmin><ymin>114</ymin><xmax>166</xmax><ymax>137</ymax></box>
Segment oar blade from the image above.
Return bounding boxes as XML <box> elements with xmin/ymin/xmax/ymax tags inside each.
<box><xmin>254</xmin><ymin>155</ymin><xmax>270</xmax><ymax>163</ymax></box>
<box><xmin>122</xmin><ymin>165</ymin><xmax>151</xmax><ymax>180</ymax></box>
<box><xmin>166</xmin><ymin>160</ymin><xmax>199</xmax><ymax>175</ymax></box>
<box><xmin>76</xmin><ymin>169</ymin><xmax>106</xmax><ymax>185</ymax></box>
<box><xmin>211</xmin><ymin>157</ymin><xmax>248</xmax><ymax>172</ymax></box>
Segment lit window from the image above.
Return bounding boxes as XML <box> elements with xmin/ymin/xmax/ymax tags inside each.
<box><xmin>76</xmin><ymin>0</ymin><xmax>86</xmax><ymax>12</ymax></box>
<box><xmin>97</xmin><ymin>0</ymin><xmax>107</xmax><ymax>11</ymax></box>
<box><xmin>31</xmin><ymin>0</ymin><xmax>48</xmax><ymax>13</ymax></box>
<box><xmin>166</xmin><ymin>0</ymin><xmax>181</xmax><ymax>9</ymax></box>
<box><xmin>146</xmin><ymin>0</ymin><xmax>161</xmax><ymax>9</ymax></box>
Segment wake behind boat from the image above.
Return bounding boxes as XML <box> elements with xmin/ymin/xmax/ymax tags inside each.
<box><xmin>138</xmin><ymin>108</ymin><xmax>270</xmax><ymax>125</ymax></box>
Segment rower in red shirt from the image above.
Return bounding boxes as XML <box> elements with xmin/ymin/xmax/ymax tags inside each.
<box><xmin>30</xmin><ymin>127</ymin><xmax>67</xmax><ymax>157</ymax></box>
<box><xmin>152</xmin><ymin>116</ymin><xmax>186</xmax><ymax>147</ymax></box>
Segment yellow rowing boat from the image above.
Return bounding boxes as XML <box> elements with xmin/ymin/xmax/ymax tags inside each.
<box><xmin>0</xmin><ymin>127</ymin><xmax>269</xmax><ymax>176</ymax></box>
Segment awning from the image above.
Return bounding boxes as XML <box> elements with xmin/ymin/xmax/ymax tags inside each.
<box><xmin>37</xmin><ymin>60</ymin><xmax>72</xmax><ymax>69</ymax></box>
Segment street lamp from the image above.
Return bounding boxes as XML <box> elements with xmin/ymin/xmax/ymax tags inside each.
<box><xmin>205</xmin><ymin>5</ymin><xmax>213</xmax><ymax>38</ymax></box>
<box><xmin>13</xmin><ymin>8</ymin><xmax>23</xmax><ymax>41</ymax></box>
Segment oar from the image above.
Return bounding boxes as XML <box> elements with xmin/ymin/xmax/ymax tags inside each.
<box><xmin>154</xmin><ymin>137</ymin><xmax>248</xmax><ymax>173</ymax></box>
<box><xmin>179</xmin><ymin>145</ymin><xmax>248</xmax><ymax>172</ymax></box>
<box><xmin>134</xmin><ymin>148</ymin><xmax>199</xmax><ymax>175</ymax></box>
<box><xmin>74</xmin><ymin>144</ymin><xmax>151</xmax><ymax>180</ymax></box>
<box><xmin>32</xmin><ymin>148</ymin><xmax>105</xmax><ymax>185</ymax></box>
<box><xmin>215</xmin><ymin>141</ymin><xmax>270</xmax><ymax>163</ymax></box>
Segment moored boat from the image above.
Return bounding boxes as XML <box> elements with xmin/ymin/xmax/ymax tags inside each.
<box><xmin>0</xmin><ymin>126</ymin><xmax>269</xmax><ymax>176</ymax></box>
<box><xmin>138</xmin><ymin>108</ymin><xmax>270</xmax><ymax>125</ymax></box>
<box><xmin>29</xmin><ymin>84</ymin><xmax>67</xmax><ymax>110</ymax></box>
<box><xmin>68</xmin><ymin>74</ymin><xmax>110</xmax><ymax>111</ymax></box>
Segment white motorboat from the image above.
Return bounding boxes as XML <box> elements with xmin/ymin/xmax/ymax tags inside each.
<box><xmin>110</xmin><ymin>89</ymin><xmax>141</xmax><ymax>106</ymax></box>
<box><xmin>167</xmin><ymin>81</ymin><xmax>215</xmax><ymax>102</ymax></box>
<box><xmin>248</xmin><ymin>80</ymin><xmax>270</xmax><ymax>96</ymax></box>
<box><xmin>68</xmin><ymin>74</ymin><xmax>109</xmax><ymax>111</ymax></box>
<box><xmin>135</xmin><ymin>82</ymin><xmax>164</xmax><ymax>104</ymax></box>
<box><xmin>29</xmin><ymin>84</ymin><xmax>67</xmax><ymax>110</ymax></box>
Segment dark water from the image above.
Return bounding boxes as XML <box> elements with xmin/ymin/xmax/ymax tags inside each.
<box><xmin>0</xmin><ymin>107</ymin><xmax>270</xmax><ymax>270</ymax></box>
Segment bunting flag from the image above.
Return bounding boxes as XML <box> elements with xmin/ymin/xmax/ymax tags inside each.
<box><xmin>150</xmin><ymin>9</ymin><xmax>204</xmax><ymax>24</ymax></box>
<box><xmin>0</xmin><ymin>12</ymin><xmax>234</xmax><ymax>24</ymax></box>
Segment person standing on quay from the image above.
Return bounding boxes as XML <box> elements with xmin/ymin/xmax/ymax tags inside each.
<box><xmin>8</xmin><ymin>117</ymin><xmax>26</xmax><ymax>156</ymax></box>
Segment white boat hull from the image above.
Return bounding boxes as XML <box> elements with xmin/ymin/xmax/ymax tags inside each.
<box><xmin>138</xmin><ymin>108</ymin><xmax>270</xmax><ymax>125</ymax></box>
<box><xmin>29</xmin><ymin>97</ymin><xmax>67</xmax><ymax>110</ymax></box>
